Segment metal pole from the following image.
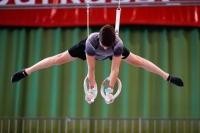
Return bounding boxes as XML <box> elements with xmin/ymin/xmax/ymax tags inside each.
<box><xmin>80</xmin><ymin>120</ymin><xmax>82</xmax><ymax>133</ymax></box>
<box><xmin>146</xmin><ymin>120</ymin><xmax>149</xmax><ymax>133</ymax></box>
<box><xmin>36</xmin><ymin>119</ymin><xmax>39</xmax><ymax>133</ymax></box>
<box><xmin>154</xmin><ymin>120</ymin><xmax>156</xmax><ymax>133</ymax></box>
<box><xmin>14</xmin><ymin>119</ymin><xmax>17</xmax><ymax>133</ymax></box>
<box><xmin>73</xmin><ymin>120</ymin><xmax>75</xmax><ymax>133</ymax></box>
<box><xmin>117</xmin><ymin>120</ymin><xmax>119</xmax><ymax>133</ymax></box>
<box><xmin>168</xmin><ymin>120</ymin><xmax>171</xmax><ymax>133</ymax></box>
<box><xmin>51</xmin><ymin>120</ymin><xmax>54</xmax><ymax>133</ymax></box>
<box><xmin>184</xmin><ymin>120</ymin><xmax>186</xmax><ymax>133</ymax></box>
<box><xmin>87</xmin><ymin>120</ymin><xmax>90</xmax><ymax>133</ymax></box>
<box><xmin>29</xmin><ymin>120</ymin><xmax>32</xmax><ymax>133</ymax></box>
<box><xmin>44</xmin><ymin>119</ymin><xmax>46</xmax><ymax>133</ymax></box>
<box><xmin>8</xmin><ymin>119</ymin><xmax>10</xmax><ymax>133</ymax></box>
<box><xmin>139</xmin><ymin>118</ymin><xmax>141</xmax><ymax>133</ymax></box>
<box><xmin>161</xmin><ymin>120</ymin><xmax>163</xmax><ymax>133</ymax></box>
<box><xmin>124</xmin><ymin>120</ymin><xmax>127</xmax><ymax>133</ymax></box>
<box><xmin>22</xmin><ymin>119</ymin><xmax>24</xmax><ymax>133</ymax></box>
<box><xmin>109</xmin><ymin>120</ymin><xmax>112</xmax><ymax>133</ymax></box>
<box><xmin>131</xmin><ymin>120</ymin><xmax>134</xmax><ymax>133</ymax></box>
<box><xmin>102</xmin><ymin>120</ymin><xmax>104</xmax><ymax>133</ymax></box>
<box><xmin>199</xmin><ymin>120</ymin><xmax>200</xmax><ymax>133</ymax></box>
<box><xmin>94</xmin><ymin>120</ymin><xmax>97</xmax><ymax>133</ymax></box>
<box><xmin>1</xmin><ymin>119</ymin><xmax>3</xmax><ymax>133</ymax></box>
<box><xmin>65</xmin><ymin>119</ymin><xmax>68</xmax><ymax>133</ymax></box>
<box><xmin>58</xmin><ymin>120</ymin><xmax>61</xmax><ymax>133</ymax></box>
<box><xmin>191</xmin><ymin>121</ymin><xmax>193</xmax><ymax>133</ymax></box>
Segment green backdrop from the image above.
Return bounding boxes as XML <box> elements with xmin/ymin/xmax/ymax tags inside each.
<box><xmin>0</xmin><ymin>26</ymin><xmax>199</xmax><ymax>118</ymax></box>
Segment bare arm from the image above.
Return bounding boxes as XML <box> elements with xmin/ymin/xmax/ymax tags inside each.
<box><xmin>109</xmin><ymin>55</ymin><xmax>122</xmax><ymax>87</ymax></box>
<box><xmin>86</xmin><ymin>54</ymin><xmax>96</xmax><ymax>86</ymax></box>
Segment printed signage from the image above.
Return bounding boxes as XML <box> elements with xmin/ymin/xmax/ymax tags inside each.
<box><xmin>0</xmin><ymin>0</ymin><xmax>173</xmax><ymax>5</ymax></box>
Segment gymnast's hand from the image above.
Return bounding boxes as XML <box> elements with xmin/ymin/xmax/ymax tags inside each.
<box><xmin>105</xmin><ymin>87</ymin><xmax>114</xmax><ymax>104</ymax></box>
<box><xmin>88</xmin><ymin>85</ymin><xmax>97</xmax><ymax>95</ymax></box>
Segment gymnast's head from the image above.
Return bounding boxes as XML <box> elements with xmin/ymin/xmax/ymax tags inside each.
<box><xmin>99</xmin><ymin>24</ymin><xmax>116</xmax><ymax>48</ymax></box>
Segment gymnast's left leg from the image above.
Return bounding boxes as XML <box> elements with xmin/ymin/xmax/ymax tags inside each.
<box><xmin>123</xmin><ymin>52</ymin><xmax>184</xmax><ymax>87</ymax></box>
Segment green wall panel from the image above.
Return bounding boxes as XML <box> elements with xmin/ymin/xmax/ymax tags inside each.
<box><xmin>0</xmin><ymin>26</ymin><xmax>199</xmax><ymax>118</ymax></box>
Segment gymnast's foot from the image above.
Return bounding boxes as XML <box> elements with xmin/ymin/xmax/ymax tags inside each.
<box><xmin>11</xmin><ymin>69</ymin><xmax>28</xmax><ymax>83</ymax></box>
<box><xmin>167</xmin><ymin>75</ymin><xmax>184</xmax><ymax>87</ymax></box>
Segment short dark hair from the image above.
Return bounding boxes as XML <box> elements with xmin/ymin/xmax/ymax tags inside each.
<box><xmin>99</xmin><ymin>24</ymin><xmax>116</xmax><ymax>47</ymax></box>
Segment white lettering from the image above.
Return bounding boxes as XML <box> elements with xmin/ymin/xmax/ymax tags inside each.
<box><xmin>15</xmin><ymin>0</ymin><xmax>35</xmax><ymax>5</ymax></box>
<box><xmin>60</xmin><ymin>0</ymin><xmax>67</xmax><ymax>4</ymax></box>
<box><xmin>111</xmin><ymin>0</ymin><xmax>130</xmax><ymax>3</ymax></box>
<box><xmin>135</xmin><ymin>0</ymin><xmax>170</xmax><ymax>2</ymax></box>
<box><xmin>42</xmin><ymin>0</ymin><xmax>48</xmax><ymax>4</ymax></box>
<box><xmin>0</xmin><ymin>0</ymin><xmax>9</xmax><ymax>5</ymax></box>
<box><xmin>85</xmin><ymin>0</ymin><xmax>105</xmax><ymax>4</ymax></box>
<box><xmin>135</xmin><ymin>0</ymin><xmax>155</xmax><ymax>2</ymax></box>
<box><xmin>72</xmin><ymin>0</ymin><xmax>81</xmax><ymax>4</ymax></box>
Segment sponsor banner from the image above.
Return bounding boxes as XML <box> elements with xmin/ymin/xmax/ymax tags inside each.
<box><xmin>0</xmin><ymin>0</ymin><xmax>199</xmax><ymax>27</ymax></box>
<box><xmin>0</xmin><ymin>0</ymin><xmax>186</xmax><ymax>5</ymax></box>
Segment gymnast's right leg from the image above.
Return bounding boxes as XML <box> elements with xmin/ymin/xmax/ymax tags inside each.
<box><xmin>11</xmin><ymin>50</ymin><xmax>75</xmax><ymax>83</ymax></box>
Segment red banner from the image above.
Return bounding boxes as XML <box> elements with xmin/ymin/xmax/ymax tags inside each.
<box><xmin>0</xmin><ymin>0</ymin><xmax>200</xmax><ymax>27</ymax></box>
<box><xmin>1</xmin><ymin>0</ymin><xmax>193</xmax><ymax>5</ymax></box>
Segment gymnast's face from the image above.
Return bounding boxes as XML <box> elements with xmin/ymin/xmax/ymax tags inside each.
<box><xmin>99</xmin><ymin>41</ymin><xmax>109</xmax><ymax>50</ymax></box>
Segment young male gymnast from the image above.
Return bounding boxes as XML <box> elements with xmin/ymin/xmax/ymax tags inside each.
<box><xmin>11</xmin><ymin>24</ymin><xmax>184</xmax><ymax>103</ymax></box>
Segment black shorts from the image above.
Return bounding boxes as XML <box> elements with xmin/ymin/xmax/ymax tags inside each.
<box><xmin>68</xmin><ymin>38</ymin><xmax>130</xmax><ymax>60</ymax></box>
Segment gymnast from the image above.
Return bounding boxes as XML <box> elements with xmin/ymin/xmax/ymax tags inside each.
<box><xmin>11</xmin><ymin>24</ymin><xmax>184</xmax><ymax>103</ymax></box>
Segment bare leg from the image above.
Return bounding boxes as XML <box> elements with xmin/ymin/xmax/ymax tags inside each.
<box><xmin>123</xmin><ymin>52</ymin><xmax>184</xmax><ymax>87</ymax></box>
<box><xmin>26</xmin><ymin>50</ymin><xmax>75</xmax><ymax>75</ymax></box>
<box><xmin>11</xmin><ymin>50</ymin><xmax>75</xmax><ymax>82</ymax></box>
<box><xmin>123</xmin><ymin>52</ymin><xmax>169</xmax><ymax>80</ymax></box>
